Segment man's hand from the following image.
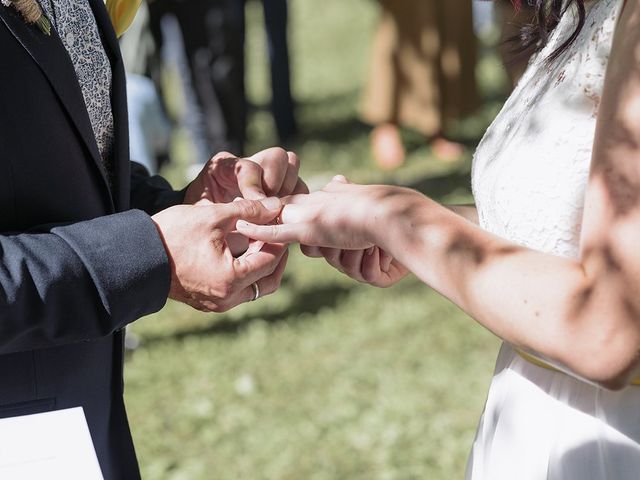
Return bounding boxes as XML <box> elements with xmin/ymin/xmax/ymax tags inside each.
<box><xmin>184</xmin><ymin>147</ymin><xmax>308</xmax><ymax>205</ymax></box>
<box><xmin>151</xmin><ymin>198</ymin><xmax>288</xmax><ymax>312</ymax></box>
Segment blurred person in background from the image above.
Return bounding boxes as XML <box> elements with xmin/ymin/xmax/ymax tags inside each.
<box><xmin>233</xmin><ymin>0</ymin><xmax>298</xmax><ymax>145</ymax></box>
<box><xmin>120</xmin><ymin>1</ymin><xmax>171</xmax><ymax>175</ymax></box>
<box><xmin>361</xmin><ymin>0</ymin><xmax>479</xmax><ymax>170</ymax></box>
<box><xmin>146</xmin><ymin>0</ymin><xmax>296</xmax><ymax>177</ymax></box>
<box><xmin>148</xmin><ymin>0</ymin><xmax>246</xmax><ymax>176</ymax></box>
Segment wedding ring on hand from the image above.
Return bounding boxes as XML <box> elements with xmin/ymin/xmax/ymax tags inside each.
<box><xmin>251</xmin><ymin>282</ymin><xmax>260</xmax><ymax>302</ymax></box>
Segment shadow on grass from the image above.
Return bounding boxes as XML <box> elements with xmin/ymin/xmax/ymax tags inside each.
<box><xmin>138</xmin><ymin>283</ymin><xmax>355</xmax><ymax>347</ymax></box>
<box><xmin>297</xmin><ymin>117</ymin><xmax>371</xmax><ymax>146</ymax></box>
<box><xmin>251</xmin><ymin>90</ymin><xmax>374</xmax><ymax>147</ymax></box>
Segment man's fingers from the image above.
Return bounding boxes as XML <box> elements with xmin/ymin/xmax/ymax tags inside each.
<box><xmin>292</xmin><ymin>178</ymin><xmax>310</xmax><ymax>195</ymax></box>
<box><xmin>235</xmin><ymin>158</ymin><xmax>267</xmax><ymax>200</ymax></box>
<box><xmin>191</xmin><ymin>247</ymin><xmax>288</xmax><ymax>313</ymax></box>
<box><xmin>235</xmin><ymin>242</ymin><xmax>289</xmax><ymax>286</ymax></box>
<box><xmin>219</xmin><ymin>198</ymin><xmax>282</xmax><ymax>232</ymax></box>
<box><xmin>250</xmin><ymin>147</ymin><xmax>289</xmax><ymax>196</ymax></box>
<box><xmin>227</xmin><ymin>232</ymin><xmax>250</xmax><ymax>257</ymax></box>
<box><xmin>278</xmin><ymin>151</ymin><xmax>301</xmax><ymax>197</ymax></box>
<box><xmin>239</xmin><ymin>249</ymin><xmax>289</xmax><ymax>304</ymax></box>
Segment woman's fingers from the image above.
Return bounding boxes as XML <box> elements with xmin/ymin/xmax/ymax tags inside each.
<box><xmin>278</xmin><ymin>204</ymin><xmax>308</xmax><ymax>223</ymax></box>
<box><xmin>379</xmin><ymin>249</ymin><xmax>393</xmax><ymax>273</ymax></box>
<box><xmin>319</xmin><ymin>248</ymin><xmax>369</xmax><ymax>283</ymax></box>
<box><xmin>236</xmin><ymin>220</ymin><xmax>310</xmax><ymax>245</ymax></box>
<box><xmin>322</xmin><ymin>175</ymin><xmax>352</xmax><ymax>192</ymax></box>
<box><xmin>320</xmin><ymin>247</ymin><xmax>342</xmax><ymax>269</ymax></box>
<box><xmin>279</xmin><ymin>193</ymin><xmax>313</xmax><ymax>206</ymax></box>
<box><xmin>338</xmin><ymin>249</ymin><xmax>366</xmax><ymax>282</ymax></box>
<box><xmin>218</xmin><ymin>197</ymin><xmax>282</xmax><ymax>232</ymax></box>
<box><xmin>300</xmin><ymin>244</ymin><xmax>323</xmax><ymax>258</ymax></box>
<box><xmin>331</xmin><ymin>174</ymin><xmax>351</xmax><ymax>184</ymax></box>
<box><xmin>362</xmin><ymin>247</ymin><xmax>382</xmax><ymax>283</ymax></box>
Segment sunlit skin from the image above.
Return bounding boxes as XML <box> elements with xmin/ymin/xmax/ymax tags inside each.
<box><xmin>237</xmin><ymin>0</ymin><xmax>640</xmax><ymax>390</ymax></box>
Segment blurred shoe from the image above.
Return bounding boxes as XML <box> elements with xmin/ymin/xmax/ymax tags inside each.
<box><xmin>431</xmin><ymin>136</ymin><xmax>464</xmax><ymax>163</ymax></box>
<box><xmin>371</xmin><ymin>123</ymin><xmax>406</xmax><ymax>170</ymax></box>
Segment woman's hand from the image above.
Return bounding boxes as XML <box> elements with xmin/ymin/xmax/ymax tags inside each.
<box><xmin>236</xmin><ymin>175</ymin><xmax>409</xmax><ymax>287</ymax></box>
<box><xmin>236</xmin><ymin>175</ymin><xmax>383</xmax><ymax>249</ymax></box>
<box><xmin>301</xmin><ymin>245</ymin><xmax>409</xmax><ymax>288</ymax></box>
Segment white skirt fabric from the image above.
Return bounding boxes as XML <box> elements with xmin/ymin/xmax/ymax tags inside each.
<box><xmin>465</xmin><ymin>343</ymin><xmax>640</xmax><ymax>480</ymax></box>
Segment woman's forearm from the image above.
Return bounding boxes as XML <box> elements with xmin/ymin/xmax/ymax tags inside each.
<box><xmin>446</xmin><ymin>204</ymin><xmax>479</xmax><ymax>225</ymax></box>
<box><xmin>373</xmin><ymin>188</ymin><xmax>640</xmax><ymax>389</ymax></box>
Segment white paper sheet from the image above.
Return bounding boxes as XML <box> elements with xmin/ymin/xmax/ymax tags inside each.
<box><xmin>0</xmin><ymin>407</ymin><xmax>103</xmax><ymax>479</ymax></box>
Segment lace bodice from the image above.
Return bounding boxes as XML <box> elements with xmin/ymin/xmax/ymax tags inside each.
<box><xmin>472</xmin><ymin>0</ymin><xmax>623</xmax><ymax>258</ymax></box>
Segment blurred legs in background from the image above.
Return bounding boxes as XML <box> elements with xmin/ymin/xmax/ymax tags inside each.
<box><xmin>234</xmin><ymin>0</ymin><xmax>298</xmax><ymax>145</ymax></box>
<box><xmin>148</xmin><ymin>0</ymin><xmax>246</xmax><ymax>177</ymax></box>
<box><xmin>361</xmin><ymin>0</ymin><xmax>478</xmax><ymax>169</ymax></box>
<box><xmin>261</xmin><ymin>0</ymin><xmax>297</xmax><ymax>144</ymax></box>
<box><xmin>144</xmin><ymin>0</ymin><xmax>296</xmax><ymax>178</ymax></box>
<box><xmin>120</xmin><ymin>2</ymin><xmax>171</xmax><ymax>174</ymax></box>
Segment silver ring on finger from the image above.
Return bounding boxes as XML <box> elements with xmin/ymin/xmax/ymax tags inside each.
<box><xmin>251</xmin><ymin>282</ymin><xmax>260</xmax><ymax>302</ymax></box>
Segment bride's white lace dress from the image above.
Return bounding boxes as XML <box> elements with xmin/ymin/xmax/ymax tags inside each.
<box><xmin>468</xmin><ymin>0</ymin><xmax>640</xmax><ymax>478</ymax></box>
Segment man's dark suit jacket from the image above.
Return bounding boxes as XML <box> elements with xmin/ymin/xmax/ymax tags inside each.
<box><xmin>0</xmin><ymin>1</ymin><xmax>185</xmax><ymax>477</ymax></box>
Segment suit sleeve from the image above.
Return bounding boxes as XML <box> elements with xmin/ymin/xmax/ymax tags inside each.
<box><xmin>0</xmin><ymin>209</ymin><xmax>170</xmax><ymax>354</ymax></box>
<box><xmin>129</xmin><ymin>161</ymin><xmax>188</xmax><ymax>215</ymax></box>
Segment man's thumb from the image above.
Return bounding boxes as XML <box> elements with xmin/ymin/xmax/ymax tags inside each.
<box><xmin>220</xmin><ymin>197</ymin><xmax>282</xmax><ymax>230</ymax></box>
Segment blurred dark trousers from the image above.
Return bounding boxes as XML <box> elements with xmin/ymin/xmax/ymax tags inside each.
<box><xmin>148</xmin><ymin>0</ymin><xmax>246</xmax><ymax>157</ymax></box>
<box><xmin>234</xmin><ymin>0</ymin><xmax>297</xmax><ymax>143</ymax></box>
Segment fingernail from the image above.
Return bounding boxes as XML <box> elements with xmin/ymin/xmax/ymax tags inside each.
<box><xmin>236</xmin><ymin>220</ymin><xmax>250</xmax><ymax>229</ymax></box>
<box><xmin>261</xmin><ymin>197</ymin><xmax>282</xmax><ymax>211</ymax></box>
<box><xmin>366</xmin><ymin>247</ymin><xmax>375</xmax><ymax>256</ymax></box>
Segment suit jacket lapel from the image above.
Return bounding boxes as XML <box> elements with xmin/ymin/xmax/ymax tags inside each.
<box><xmin>88</xmin><ymin>0</ymin><xmax>130</xmax><ymax>212</ymax></box>
<box><xmin>0</xmin><ymin>4</ymin><xmax>115</xmax><ymax>212</ymax></box>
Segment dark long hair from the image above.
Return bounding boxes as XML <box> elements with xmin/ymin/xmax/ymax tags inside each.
<box><xmin>511</xmin><ymin>0</ymin><xmax>587</xmax><ymax>61</ymax></box>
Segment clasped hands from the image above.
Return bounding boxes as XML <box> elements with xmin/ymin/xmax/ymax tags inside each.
<box><xmin>152</xmin><ymin>148</ymin><xmax>408</xmax><ymax>313</ymax></box>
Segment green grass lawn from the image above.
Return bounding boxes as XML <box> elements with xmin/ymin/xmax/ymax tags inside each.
<box><xmin>125</xmin><ymin>1</ymin><xmax>508</xmax><ymax>478</ymax></box>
